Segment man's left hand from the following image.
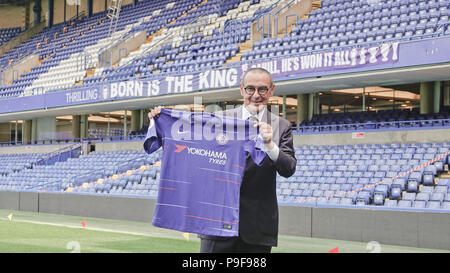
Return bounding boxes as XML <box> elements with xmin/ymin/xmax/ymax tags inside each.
<box><xmin>254</xmin><ymin>122</ymin><xmax>274</xmax><ymax>149</ymax></box>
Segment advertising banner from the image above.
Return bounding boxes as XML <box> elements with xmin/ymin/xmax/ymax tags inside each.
<box><xmin>1</xmin><ymin>36</ymin><xmax>449</xmax><ymax>114</ymax></box>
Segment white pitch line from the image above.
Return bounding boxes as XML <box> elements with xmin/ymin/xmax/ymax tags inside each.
<box><xmin>0</xmin><ymin>217</ymin><xmax>174</xmax><ymax>239</ymax></box>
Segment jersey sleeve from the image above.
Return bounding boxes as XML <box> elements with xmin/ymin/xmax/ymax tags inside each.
<box><xmin>143</xmin><ymin>117</ymin><xmax>162</xmax><ymax>154</ymax></box>
<box><xmin>244</xmin><ymin>134</ymin><xmax>267</xmax><ymax>166</ymax></box>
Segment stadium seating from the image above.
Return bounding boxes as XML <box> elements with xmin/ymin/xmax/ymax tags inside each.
<box><xmin>277</xmin><ymin>141</ymin><xmax>450</xmax><ymax>210</ymax></box>
<box><xmin>0</xmin><ymin>0</ymin><xmax>279</xmax><ymax>98</ymax></box>
<box><xmin>0</xmin><ymin>27</ymin><xmax>23</xmax><ymax>46</ymax></box>
<box><xmin>0</xmin><ymin>148</ymin><xmax>161</xmax><ymax>194</ymax></box>
<box><xmin>1</xmin><ymin>140</ymin><xmax>447</xmax><ymax>211</ymax></box>
<box><xmin>68</xmin><ymin>149</ymin><xmax>162</xmax><ymax>196</ymax></box>
<box><xmin>0</xmin><ymin>152</ymin><xmax>47</xmax><ymax>176</ymax></box>
<box><xmin>243</xmin><ymin>0</ymin><xmax>450</xmax><ymax>61</ymax></box>
<box><xmin>88</xmin><ymin>128</ymin><xmax>128</xmax><ymax>138</ymax></box>
<box><xmin>0</xmin><ymin>0</ymin><xmax>448</xmax><ymax>101</ymax></box>
<box><xmin>0</xmin><ymin>0</ymin><xmax>449</xmax><ymax>212</ymax></box>
<box><xmin>296</xmin><ymin>108</ymin><xmax>450</xmax><ymax>133</ymax></box>
<box><xmin>0</xmin><ymin>17</ymin><xmax>99</xmax><ymax>98</ymax></box>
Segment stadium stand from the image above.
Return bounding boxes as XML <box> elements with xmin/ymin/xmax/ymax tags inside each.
<box><xmin>0</xmin><ymin>0</ymin><xmax>449</xmax><ymax>226</ymax></box>
<box><xmin>242</xmin><ymin>0</ymin><xmax>450</xmax><ymax>60</ymax></box>
<box><xmin>0</xmin><ymin>152</ymin><xmax>48</xmax><ymax>176</ymax></box>
<box><xmin>1</xmin><ymin>138</ymin><xmax>449</xmax><ymax>212</ymax></box>
<box><xmin>0</xmin><ymin>27</ymin><xmax>23</xmax><ymax>46</ymax></box>
<box><xmin>88</xmin><ymin>128</ymin><xmax>129</xmax><ymax>138</ymax></box>
<box><xmin>0</xmin><ymin>0</ymin><xmax>447</xmax><ymax>100</ymax></box>
<box><xmin>0</xmin><ymin>0</ymin><xmax>284</xmax><ymax>98</ymax></box>
<box><xmin>296</xmin><ymin>107</ymin><xmax>450</xmax><ymax>133</ymax></box>
<box><xmin>1</xmin><ymin>0</ymin><xmax>450</xmax><ymax>253</ymax></box>
<box><xmin>276</xmin><ymin>142</ymin><xmax>450</xmax><ymax>209</ymax></box>
<box><xmin>0</xmin><ymin>147</ymin><xmax>161</xmax><ymax>194</ymax></box>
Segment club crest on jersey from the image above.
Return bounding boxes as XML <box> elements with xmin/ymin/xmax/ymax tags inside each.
<box><xmin>215</xmin><ymin>133</ymin><xmax>229</xmax><ymax>145</ymax></box>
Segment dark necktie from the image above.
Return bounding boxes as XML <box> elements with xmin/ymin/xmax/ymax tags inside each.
<box><xmin>246</xmin><ymin>116</ymin><xmax>259</xmax><ymax>160</ymax></box>
<box><xmin>247</xmin><ymin>116</ymin><xmax>258</xmax><ymax>123</ymax></box>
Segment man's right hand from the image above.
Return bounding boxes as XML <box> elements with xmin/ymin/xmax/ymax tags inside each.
<box><xmin>148</xmin><ymin>106</ymin><xmax>162</xmax><ymax>119</ymax></box>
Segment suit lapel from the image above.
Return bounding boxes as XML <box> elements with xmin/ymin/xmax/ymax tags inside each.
<box><xmin>266</xmin><ymin>108</ymin><xmax>280</xmax><ymax>146</ymax></box>
<box><xmin>235</xmin><ymin>105</ymin><xmax>243</xmax><ymax>120</ymax></box>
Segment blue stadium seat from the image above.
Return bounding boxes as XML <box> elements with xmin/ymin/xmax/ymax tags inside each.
<box><xmin>416</xmin><ymin>192</ymin><xmax>430</xmax><ymax>202</ymax></box>
<box><xmin>302</xmin><ymin>189</ymin><xmax>313</xmax><ymax>197</ymax></box>
<box><xmin>437</xmin><ymin>178</ymin><xmax>449</xmax><ymax>187</ymax></box>
<box><xmin>435</xmin><ymin>186</ymin><xmax>448</xmax><ymax>193</ymax></box>
<box><xmin>340</xmin><ymin>183</ymin><xmax>352</xmax><ymax>192</ymax></box>
<box><xmin>327</xmin><ymin>197</ymin><xmax>340</xmax><ymax>205</ymax></box>
<box><xmin>356</xmin><ymin>191</ymin><xmax>371</xmax><ymax>205</ymax></box>
<box><xmin>398</xmin><ymin>200</ymin><xmax>412</xmax><ymax>208</ymax></box>
<box><xmin>373</xmin><ymin>192</ymin><xmax>384</xmax><ymax>205</ymax></box>
<box><xmin>430</xmin><ymin>192</ymin><xmax>445</xmax><ymax>203</ymax></box>
<box><xmin>407</xmin><ymin>180</ymin><xmax>419</xmax><ymax>192</ymax></box>
<box><xmin>312</xmin><ymin>190</ymin><xmax>324</xmax><ymax>198</ymax></box>
<box><xmin>402</xmin><ymin>192</ymin><xmax>416</xmax><ymax>202</ymax></box>
<box><xmin>426</xmin><ymin>201</ymin><xmax>441</xmax><ymax>209</ymax></box>
<box><xmin>340</xmin><ymin>198</ymin><xmax>353</xmax><ymax>205</ymax></box>
<box><xmin>346</xmin><ymin>191</ymin><xmax>357</xmax><ymax>202</ymax></box>
<box><xmin>292</xmin><ymin>189</ymin><xmax>302</xmax><ymax>196</ymax></box>
<box><xmin>374</xmin><ymin>184</ymin><xmax>389</xmax><ymax>198</ymax></box>
<box><xmin>413</xmin><ymin>200</ymin><xmax>426</xmax><ymax>208</ymax></box>
<box><xmin>424</xmin><ymin>165</ymin><xmax>437</xmax><ymax>176</ymax></box>
<box><xmin>434</xmin><ymin>161</ymin><xmax>444</xmax><ymax>172</ymax></box>
<box><xmin>392</xmin><ymin>178</ymin><xmax>407</xmax><ymax>191</ymax></box>
<box><xmin>384</xmin><ymin>199</ymin><xmax>398</xmax><ymax>207</ymax></box>
<box><xmin>442</xmin><ymin>202</ymin><xmax>450</xmax><ymax>210</ymax></box>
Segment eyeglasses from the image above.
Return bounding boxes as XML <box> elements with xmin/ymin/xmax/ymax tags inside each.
<box><xmin>243</xmin><ymin>85</ymin><xmax>272</xmax><ymax>96</ymax></box>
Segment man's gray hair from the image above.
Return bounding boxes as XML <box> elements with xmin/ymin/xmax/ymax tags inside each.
<box><xmin>241</xmin><ymin>67</ymin><xmax>273</xmax><ymax>87</ymax></box>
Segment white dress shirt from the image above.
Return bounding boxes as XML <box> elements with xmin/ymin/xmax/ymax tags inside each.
<box><xmin>242</xmin><ymin>105</ymin><xmax>280</xmax><ymax>162</ymax></box>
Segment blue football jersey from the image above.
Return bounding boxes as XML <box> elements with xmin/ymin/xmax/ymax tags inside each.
<box><xmin>144</xmin><ymin>108</ymin><xmax>266</xmax><ymax>237</ymax></box>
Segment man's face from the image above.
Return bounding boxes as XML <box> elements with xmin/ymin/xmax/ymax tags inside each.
<box><xmin>240</xmin><ymin>71</ymin><xmax>275</xmax><ymax>114</ymax></box>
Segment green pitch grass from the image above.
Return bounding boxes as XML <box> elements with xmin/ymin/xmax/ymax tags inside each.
<box><xmin>0</xmin><ymin>209</ymin><xmax>448</xmax><ymax>253</ymax></box>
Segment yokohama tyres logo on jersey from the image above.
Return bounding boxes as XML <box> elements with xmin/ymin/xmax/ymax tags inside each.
<box><xmin>174</xmin><ymin>144</ymin><xmax>227</xmax><ymax>165</ymax></box>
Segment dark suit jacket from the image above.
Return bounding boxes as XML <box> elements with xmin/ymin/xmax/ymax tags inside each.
<box><xmin>199</xmin><ymin>105</ymin><xmax>297</xmax><ymax>246</ymax></box>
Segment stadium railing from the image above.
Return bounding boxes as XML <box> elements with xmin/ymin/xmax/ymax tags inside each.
<box><xmin>293</xmin><ymin>118</ymin><xmax>450</xmax><ymax>134</ymax></box>
<box><xmin>0</xmin><ymin>134</ymin><xmax>146</xmax><ymax>147</ymax></box>
<box><xmin>35</xmin><ymin>143</ymin><xmax>82</xmax><ymax>166</ymax></box>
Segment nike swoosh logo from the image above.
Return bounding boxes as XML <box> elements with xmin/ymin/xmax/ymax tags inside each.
<box><xmin>174</xmin><ymin>144</ymin><xmax>187</xmax><ymax>153</ymax></box>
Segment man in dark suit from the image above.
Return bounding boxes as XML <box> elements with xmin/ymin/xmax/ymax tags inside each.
<box><xmin>148</xmin><ymin>68</ymin><xmax>297</xmax><ymax>253</ymax></box>
<box><xmin>198</xmin><ymin>67</ymin><xmax>297</xmax><ymax>253</ymax></box>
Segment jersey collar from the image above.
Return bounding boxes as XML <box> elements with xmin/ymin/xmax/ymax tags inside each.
<box><xmin>242</xmin><ymin>105</ymin><xmax>266</xmax><ymax>122</ymax></box>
